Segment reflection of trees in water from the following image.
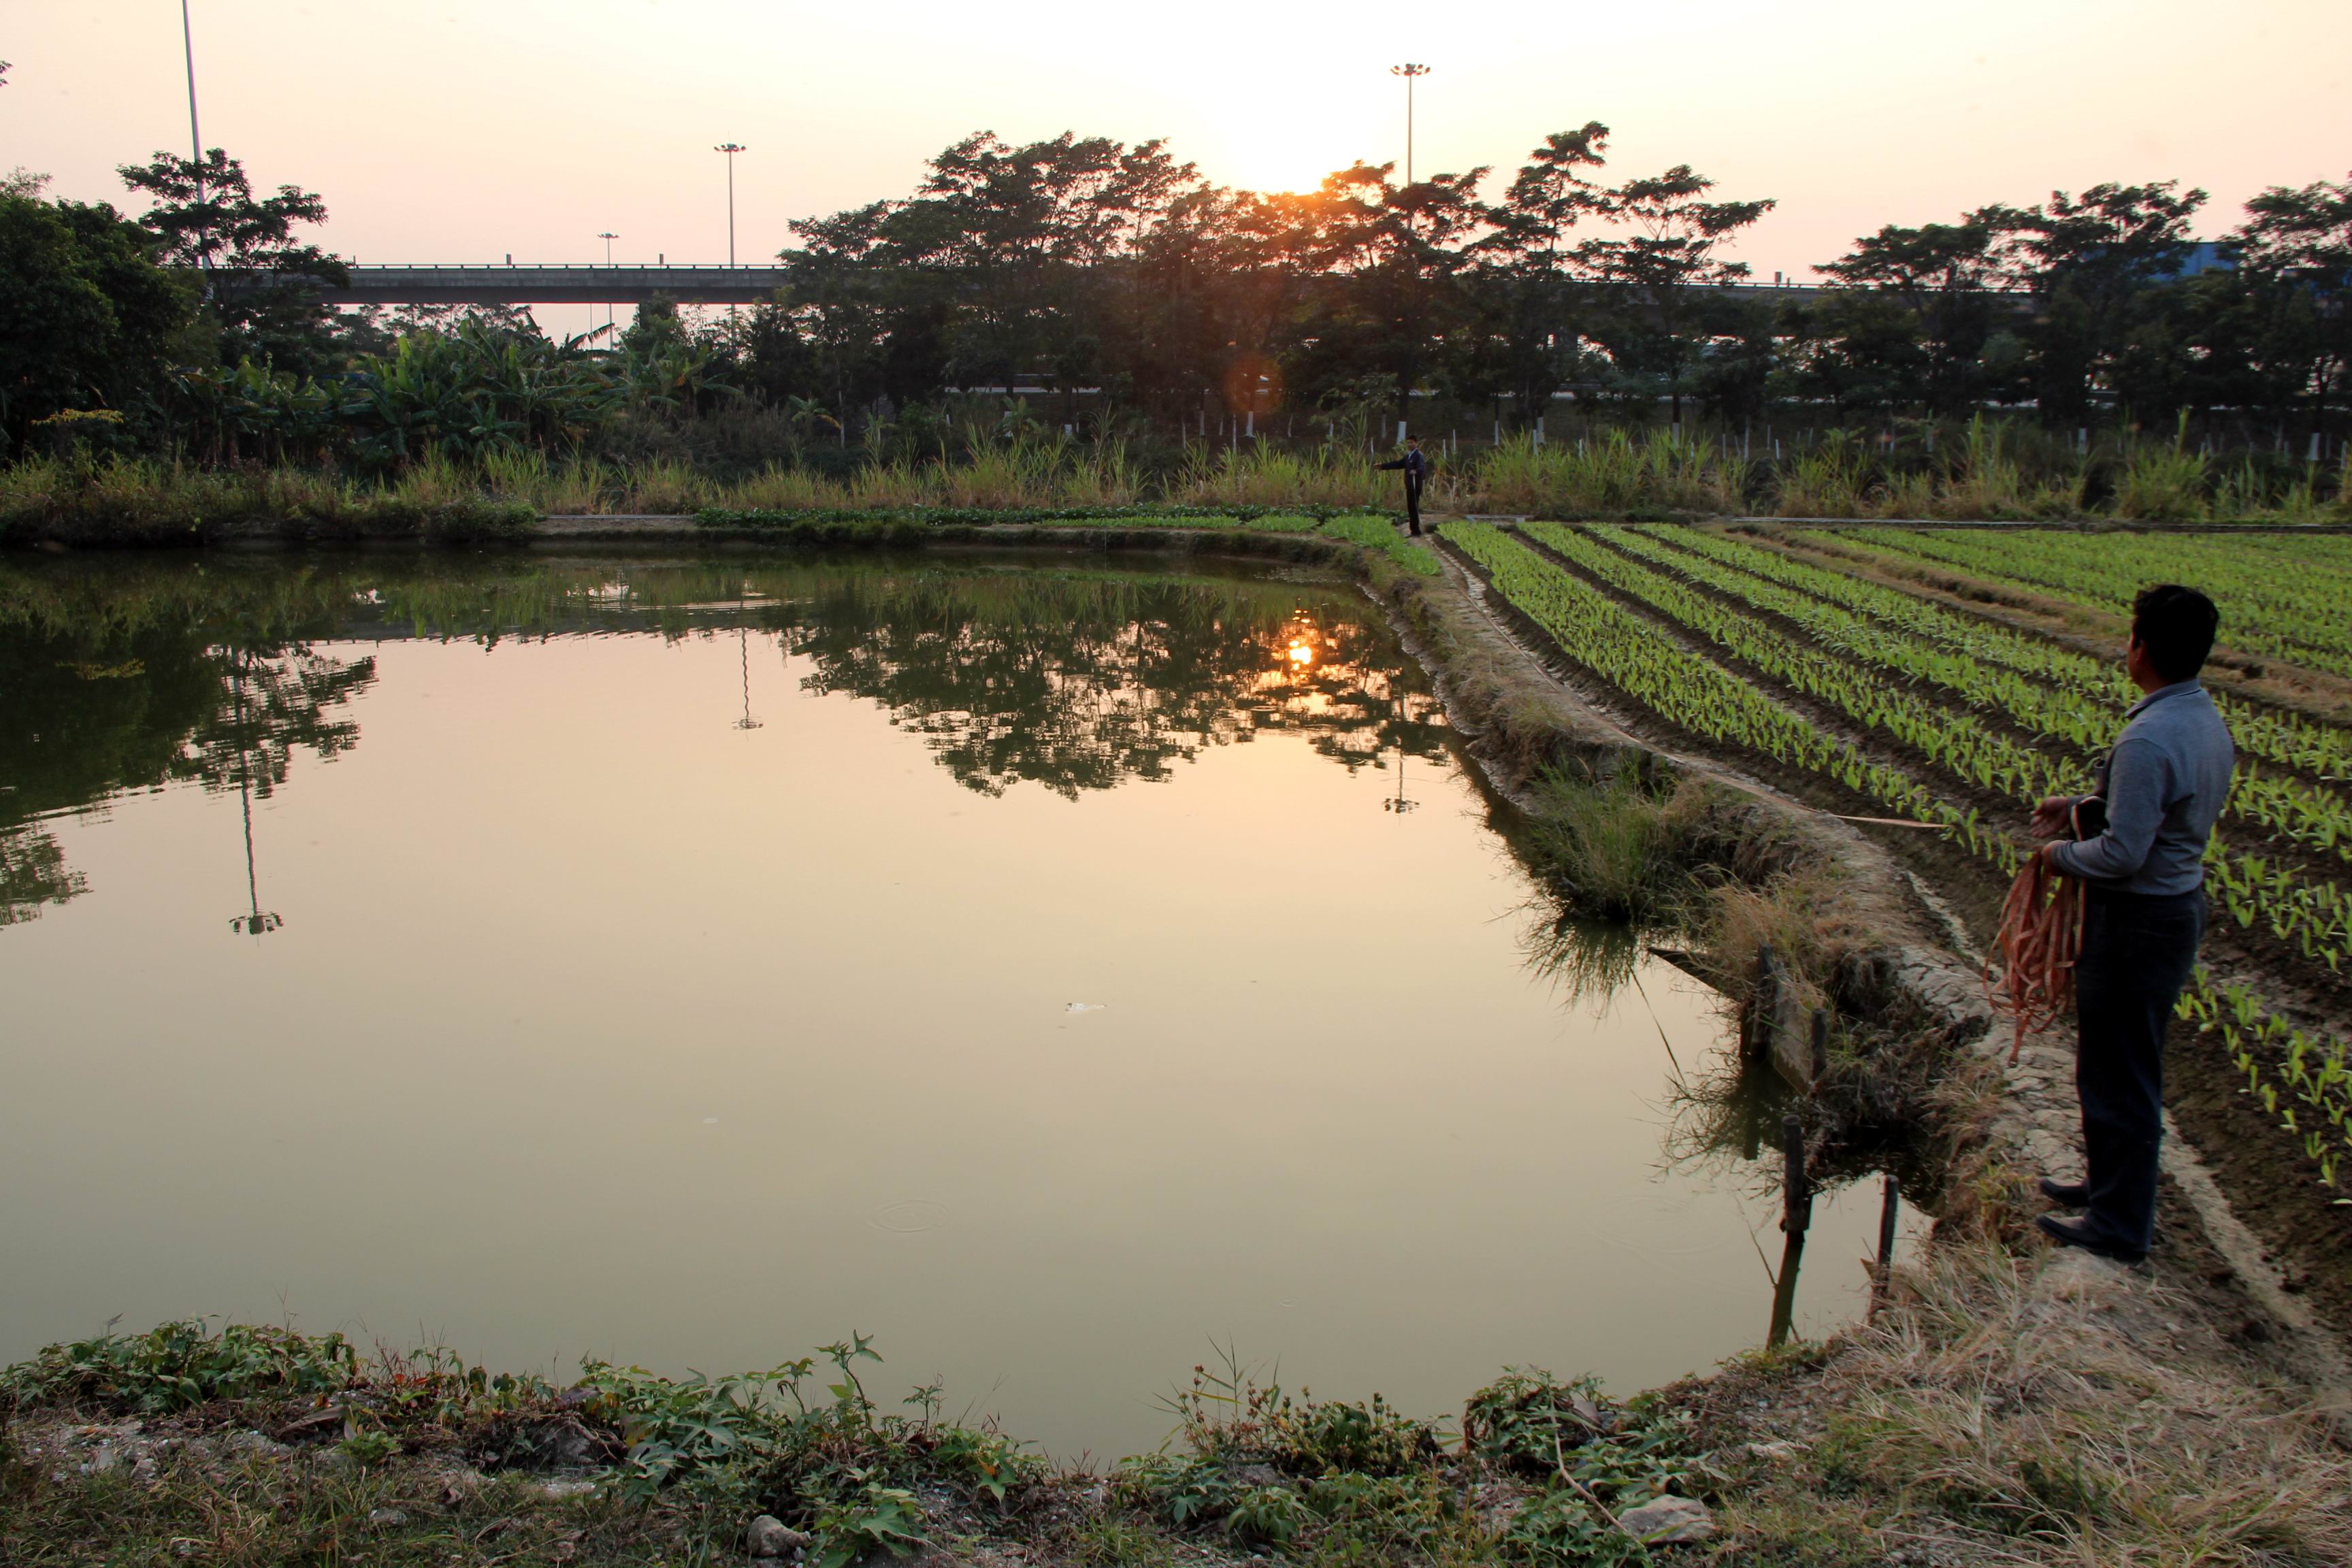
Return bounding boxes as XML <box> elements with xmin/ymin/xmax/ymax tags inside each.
<box><xmin>781</xmin><ymin>572</ymin><xmax>1448</xmax><ymax>798</ymax></box>
<box><xmin>0</xmin><ymin>568</ymin><xmax>378</xmax><ymax>924</ymax></box>
<box><xmin>0</xmin><ymin>553</ymin><xmax>1447</xmax><ymax>920</ymax></box>
<box><xmin>0</xmin><ymin>829</ymin><xmax>83</xmax><ymax>928</ymax></box>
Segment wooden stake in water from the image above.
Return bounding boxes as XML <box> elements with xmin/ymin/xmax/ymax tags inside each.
<box><xmin>1870</xmin><ymin>1174</ymin><xmax>1901</xmax><ymax>1316</ymax></box>
<box><xmin>1767</xmin><ymin>1113</ymin><xmax>1811</xmax><ymax>1348</ymax></box>
<box><xmin>1745</xmin><ymin>943</ymin><xmax>1779</xmax><ymax>1064</ymax></box>
<box><xmin>1782</xmin><ymin>1114</ymin><xmax>1810</xmax><ymax>1237</ymax></box>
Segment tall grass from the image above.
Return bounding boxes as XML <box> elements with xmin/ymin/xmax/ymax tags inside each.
<box><xmin>1524</xmin><ymin>764</ymin><xmax>1697</xmax><ymax>924</ymax></box>
<box><xmin>1770</xmin><ymin>422</ymin><xmax>2090</xmax><ymax>521</ymax></box>
<box><xmin>4</xmin><ymin>415</ymin><xmax>2343</xmax><ymax>540</ymax></box>
<box><xmin>1772</xmin><ymin>432</ymin><xmax>1874</xmax><ymax>519</ymax></box>
<box><xmin>1933</xmin><ymin>417</ymin><xmax>2048</xmax><ymax>520</ymax></box>
<box><xmin>1475</xmin><ymin>429</ymin><xmax>1745</xmax><ymax>518</ymax></box>
<box><xmin>2112</xmin><ymin>416</ymin><xmax>2210</xmax><ymax>523</ymax></box>
<box><xmin>1169</xmin><ymin>444</ymin><xmax>1390</xmax><ymax>510</ymax></box>
<box><xmin>0</xmin><ymin>455</ymin><xmax>534</xmax><ymax>543</ymax></box>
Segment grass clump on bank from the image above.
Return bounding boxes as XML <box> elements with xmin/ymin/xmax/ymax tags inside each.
<box><xmin>2</xmin><ymin>1321</ymin><xmax>1727</xmax><ymax>1568</ymax></box>
<box><xmin>1697</xmin><ymin>1239</ymin><xmax>2352</xmax><ymax>1567</ymax></box>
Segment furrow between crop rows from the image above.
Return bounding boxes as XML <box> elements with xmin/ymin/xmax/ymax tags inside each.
<box><xmin>1646</xmin><ymin>526</ymin><xmax>2352</xmax><ymax>782</ymax></box>
<box><xmin>1601</xmin><ymin>527</ymin><xmax>2352</xmax><ymax>869</ymax></box>
<box><xmin>1818</xmin><ymin>526</ymin><xmax>2352</xmax><ymax>681</ymax></box>
<box><xmin>1439</xmin><ymin>521</ymin><xmax>2021</xmax><ymax>872</ymax></box>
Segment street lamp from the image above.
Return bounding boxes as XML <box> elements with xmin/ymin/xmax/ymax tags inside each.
<box><xmin>735</xmin><ymin>627</ymin><xmax>763</xmax><ymax>730</ymax></box>
<box><xmin>733</xmin><ymin>585</ymin><xmax>763</xmax><ymax>730</ymax></box>
<box><xmin>597</xmin><ymin>231</ymin><xmax>618</xmax><ymax>337</ymax></box>
<box><xmin>713</xmin><ymin>143</ymin><xmax>745</xmax><ymax>266</ymax></box>
<box><xmin>180</xmin><ymin>1</ymin><xmax>209</xmax><ymax>272</ymax></box>
<box><xmin>224</xmin><ymin>653</ymin><xmax>282</xmax><ymax>939</ymax></box>
<box><xmin>1390</xmin><ymin>63</ymin><xmax>1430</xmax><ymax>187</ymax></box>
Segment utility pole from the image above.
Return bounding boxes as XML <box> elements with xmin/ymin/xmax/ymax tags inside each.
<box><xmin>714</xmin><ymin>143</ymin><xmax>745</xmax><ymax>265</ymax></box>
<box><xmin>180</xmin><ymin>0</ymin><xmax>208</xmax><ymax>270</ymax></box>
<box><xmin>598</xmin><ymin>231</ymin><xmax>618</xmax><ymax>336</ymax></box>
<box><xmin>1390</xmin><ymin>63</ymin><xmax>1429</xmax><ymax>186</ymax></box>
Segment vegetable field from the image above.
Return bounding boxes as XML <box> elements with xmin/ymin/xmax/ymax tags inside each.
<box><xmin>1439</xmin><ymin>520</ymin><xmax>2352</xmax><ymax>1192</ymax></box>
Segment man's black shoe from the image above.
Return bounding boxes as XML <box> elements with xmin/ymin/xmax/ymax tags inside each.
<box><xmin>2038</xmin><ymin>1176</ymin><xmax>2090</xmax><ymax>1207</ymax></box>
<box><xmin>2036</xmin><ymin>1213</ymin><xmax>2146</xmax><ymax>1264</ymax></box>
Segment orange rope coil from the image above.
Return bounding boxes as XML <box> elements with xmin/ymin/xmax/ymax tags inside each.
<box><xmin>1987</xmin><ymin>854</ymin><xmax>2085</xmax><ymax>1064</ymax></box>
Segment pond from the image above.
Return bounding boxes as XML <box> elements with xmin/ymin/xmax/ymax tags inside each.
<box><xmin>0</xmin><ymin>546</ymin><xmax>1910</xmax><ymax>1458</ymax></box>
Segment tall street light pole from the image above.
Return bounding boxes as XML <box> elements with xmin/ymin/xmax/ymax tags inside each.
<box><xmin>1390</xmin><ymin>63</ymin><xmax>1429</xmax><ymax>187</ymax></box>
<box><xmin>714</xmin><ymin>143</ymin><xmax>745</xmax><ymax>266</ymax></box>
<box><xmin>180</xmin><ymin>0</ymin><xmax>208</xmax><ymax>270</ymax></box>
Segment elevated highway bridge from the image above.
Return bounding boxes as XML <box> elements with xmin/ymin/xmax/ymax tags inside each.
<box><xmin>319</xmin><ymin>264</ymin><xmax>796</xmax><ymax>306</ymax></box>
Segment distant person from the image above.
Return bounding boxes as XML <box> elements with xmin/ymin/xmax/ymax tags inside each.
<box><xmin>1375</xmin><ymin>436</ymin><xmax>1429</xmax><ymax>536</ymax></box>
<box><xmin>2030</xmin><ymin>583</ymin><xmax>2234</xmax><ymax>1264</ymax></box>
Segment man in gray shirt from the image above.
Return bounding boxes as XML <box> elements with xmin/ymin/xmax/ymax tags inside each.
<box><xmin>2030</xmin><ymin>583</ymin><xmax>2234</xmax><ymax>1264</ymax></box>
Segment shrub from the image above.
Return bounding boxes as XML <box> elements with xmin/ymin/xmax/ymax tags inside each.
<box><xmin>1</xmin><ymin>1319</ymin><xmax>359</xmax><ymax>1415</ymax></box>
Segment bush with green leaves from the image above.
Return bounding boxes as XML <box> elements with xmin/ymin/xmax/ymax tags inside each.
<box><xmin>1</xmin><ymin>1318</ymin><xmax>360</xmax><ymax>1415</ymax></box>
<box><xmin>573</xmin><ymin>1333</ymin><xmax>1041</xmax><ymax>1563</ymax></box>
<box><xmin>1150</xmin><ymin>1350</ymin><xmax>1443</xmax><ymax>1477</ymax></box>
<box><xmin>1463</xmin><ymin>1368</ymin><xmax>1713</xmax><ymax>1564</ymax></box>
<box><xmin>1115</xmin><ymin>1349</ymin><xmax>1448</xmax><ymax>1547</ymax></box>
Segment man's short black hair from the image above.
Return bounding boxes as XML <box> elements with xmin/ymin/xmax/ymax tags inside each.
<box><xmin>2131</xmin><ymin>583</ymin><xmax>2219</xmax><ymax>682</ymax></box>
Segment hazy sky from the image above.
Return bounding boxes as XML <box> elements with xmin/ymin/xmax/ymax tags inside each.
<box><xmin>7</xmin><ymin>1</ymin><xmax>2348</xmax><ymax>333</ymax></box>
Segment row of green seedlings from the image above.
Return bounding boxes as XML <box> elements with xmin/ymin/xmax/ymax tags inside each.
<box><xmin>1528</xmin><ymin>519</ymin><xmax>2088</xmax><ymax>804</ymax></box>
<box><xmin>1611</xmin><ymin>525</ymin><xmax>2352</xmax><ymax>866</ymax></box>
<box><xmin>1515</xmin><ymin>521</ymin><xmax>2352</xmax><ymax>979</ymax></box>
<box><xmin>1438</xmin><ymin>522</ymin><xmax>2019</xmax><ymax>870</ymax></box>
<box><xmin>1318</xmin><ymin>512</ymin><xmax>1445</xmax><ymax>576</ymax></box>
<box><xmin>2177</xmin><ymin>974</ymin><xmax>2352</xmax><ymax>1191</ymax></box>
<box><xmin>1610</xmin><ymin>525</ymin><xmax>2352</xmax><ymax>1192</ymax></box>
<box><xmin>1657</xmin><ymin>527</ymin><xmax>2352</xmax><ymax>971</ymax></box>
<box><xmin>1824</xmin><ymin>525</ymin><xmax>2352</xmax><ymax>683</ymax></box>
<box><xmin>1753</xmin><ymin>524</ymin><xmax>2352</xmax><ymax>779</ymax></box>
<box><xmin>1616</xmin><ymin>524</ymin><xmax>2352</xmax><ymax>1188</ymax></box>
<box><xmin>1496</xmin><ymin>514</ymin><xmax>2352</xmax><ymax>1189</ymax></box>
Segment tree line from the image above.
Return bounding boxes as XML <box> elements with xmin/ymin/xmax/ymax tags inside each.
<box><xmin>2</xmin><ymin>121</ymin><xmax>2346</xmax><ymax>467</ymax></box>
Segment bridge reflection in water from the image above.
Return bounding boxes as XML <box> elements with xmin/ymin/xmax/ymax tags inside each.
<box><xmin>250</xmin><ymin>264</ymin><xmax>1848</xmax><ymax>311</ymax></box>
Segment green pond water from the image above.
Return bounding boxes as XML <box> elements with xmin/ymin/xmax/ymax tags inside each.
<box><xmin>0</xmin><ymin>547</ymin><xmax>1911</xmax><ymax>1458</ymax></box>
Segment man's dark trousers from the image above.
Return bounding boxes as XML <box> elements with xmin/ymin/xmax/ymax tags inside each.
<box><xmin>2073</xmin><ymin>883</ymin><xmax>2205</xmax><ymax>1255</ymax></box>
<box><xmin>1403</xmin><ymin>478</ymin><xmax>1422</xmax><ymax>535</ymax></box>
